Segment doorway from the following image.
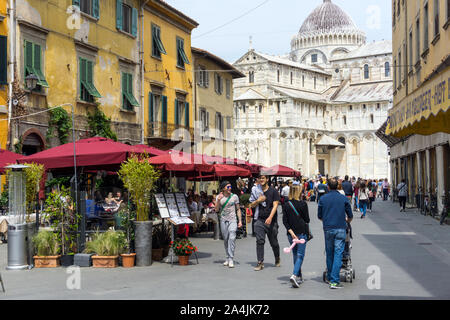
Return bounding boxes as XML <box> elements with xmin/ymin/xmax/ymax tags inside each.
<box><xmin>318</xmin><ymin>159</ymin><xmax>325</xmax><ymax>176</ymax></box>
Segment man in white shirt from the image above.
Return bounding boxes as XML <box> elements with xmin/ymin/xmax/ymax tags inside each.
<box><xmin>281</xmin><ymin>180</ymin><xmax>291</xmax><ymax>203</ymax></box>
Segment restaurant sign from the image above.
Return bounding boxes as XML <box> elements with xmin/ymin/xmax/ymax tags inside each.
<box><xmin>386</xmin><ymin>67</ymin><xmax>450</xmax><ymax>137</ymax></box>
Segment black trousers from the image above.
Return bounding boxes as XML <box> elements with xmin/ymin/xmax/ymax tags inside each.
<box><xmin>398</xmin><ymin>196</ymin><xmax>406</xmax><ymax>210</ymax></box>
<box><xmin>254</xmin><ymin>219</ymin><xmax>280</xmax><ymax>263</ymax></box>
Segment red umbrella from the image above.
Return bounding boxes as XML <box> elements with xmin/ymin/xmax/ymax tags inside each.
<box><xmin>17</xmin><ymin>137</ymin><xmax>138</xmax><ymax>170</ymax></box>
<box><xmin>212</xmin><ymin>164</ymin><xmax>251</xmax><ymax>178</ymax></box>
<box><xmin>263</xmin><ymin>165</ymin><xmax>301</xmax><ymax>177</ymax></box>
<box><xmin>148</xmin><ymin>152</ymin><xmax>214</xmax><ymax>175</ymax></box>
<box><xmin>0</xmin><ymin>149</ymin><xmax>22</xmax><ymax>174</ymax></box>
<box><xmin>130</xmin><ymin>144</ymin><xmax>167</xmax><ymax>157</ymax></box>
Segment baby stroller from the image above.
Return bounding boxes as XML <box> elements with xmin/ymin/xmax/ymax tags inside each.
<box><xmin>322</xmin><ymin>222</ymin><xmax>355</xmax><ymax>283</ymax></box>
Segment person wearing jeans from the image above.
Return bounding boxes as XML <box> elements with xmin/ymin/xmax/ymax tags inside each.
<box><xmin>359</xmin><ymin>182</ymin><xmax>369</xmax><ymax>219</ymax></box>
<box><xmin>215</xmin><ymin>181</ymin><xmax>242</xmax><ymax>268</ymax></box>
<box><xmin>318</xmin><ymin>179</ymin><xmax>353</xmax><ymax>289</ymax></box>
<box><xmin>282</xmin><ymin>185</ymin><xmax>310</xmax><ymax>288</ymax></box>
<box><xmin>397</xmin><ymin>179</ymin><xmax>407</xmax><ymax>212</ymax></box>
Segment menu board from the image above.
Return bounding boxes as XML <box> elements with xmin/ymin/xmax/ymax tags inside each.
<box><xmin>175</xmin><ymin>193</ymin><xmax>190</xmax><ymax>217</ymax></box>
<box><xmin>164</xmin><ymin>193</ymin><xmax>180</xmax><ymax>218</ymax></box>
<box><xmin>169</xmin><ymin>216</ymin><xmax>194</xmax><ymax>225</ymax></box>
<box><xmin>154</xmin><ymin>194</ymin><xmax>170</xmax><ymax>219</ymax></box>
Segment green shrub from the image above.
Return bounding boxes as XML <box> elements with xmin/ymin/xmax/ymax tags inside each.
<box><xmin>84</xmin><ymin>230</ymin><xmax>126</xmax><ymax>256</ymax></box>
<box><xmin>32</xmin><ymin>231</ymin><xmax>60</xmax><ymax>256</ymax></box>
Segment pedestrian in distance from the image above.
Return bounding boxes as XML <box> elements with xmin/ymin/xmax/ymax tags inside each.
<box><xmin>397</xmin><ymin>179</ymin><xmax>408</xmax><ymax>212</ymax></box>
<box><xmin>367</xmin><ymin>180</ymin><xmax>376</xmax><ymax>213</ymax></box>
<box><xmin>358</xmin><ymin>182</ymin><xmax>369</xmax><ymax>219</ymax></box>
<box><xmin>382</xmin><ymin>178</ymin><xmax>390</xmax><ymax>201</ymax></box>
<box><xmin>318</xmin><ymin>178</ymin><xmax>353</xmax><ymax>289</ymax></box>
<box><xmin>249</xmin><ymin>174</ymin><xmax>281</xmax><ymax>271</ymax></box>
<box><xmin>215</xmin><ymin>181</ymin><xmax>242</xmax><ymax>268</ymax></box>
<box><xmin>249</xmin><ymin>177</ymin><xmax>265</xmax><ymax>237</ymax></box>
<box><xmin>342</xmin><ymin>175</ymin><xmax>353</xmax><ymax>204</ymax></box>
<box><xmin>282</xmin><ymin>184</ymin><xmax>310</xmax><ymax>288</ymax></box>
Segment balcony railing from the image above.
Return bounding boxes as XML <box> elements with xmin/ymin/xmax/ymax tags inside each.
<box><xmin>148</xmin><ymin>122</ymin><xmax>194</xmax><ymax>141</ymax></box>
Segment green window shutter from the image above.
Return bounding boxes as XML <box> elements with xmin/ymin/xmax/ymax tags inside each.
<box><xmin>131</xmin><ymin>7</ymin><xmax>138</xmax><ymax>37</ymax></box>
<box><xmin>79</xmin><ymin>58</ymin><xmax>86</xmax><ymax>99</ymax></box>
<box><xmin>127</xmin><ymin>74</ymin><xmax>139</xmax><ymax>106</ymax></box>
<box><xmin>153</xmin><ymin>27</ymin><xmax>166</xmax><ymax>56</ymax></box>
<box><xmin>0</xmin><ymin>36</ymin><xmax>7</xmax><ymax>85</ymax></box>
<box><xmin>93</xmin><ymin>0</ymin><xmax>99</xmax><ymax>19</ymax></box>
<box><xmin>177</xmin><ymin>39</ymin><xmax>190</xmax><ymax>65</ymax></box>
<box><xmin>162</xmin><ymin>96</ymin><xmax>167</xmax><ymax>123</ymax></box>
<box><xmin>116</xmin><ymin>0</ymin><xmax>123</xmax><ymax>30</ymax></box>
<box><xmin>174</xmin><ymin>99</ymin><xmax>179</xmax><ymax>125</ymax></box>
<box><xmin>122</xmin><ymin>72</ymin><xmax>127</xmax><ymax>109</ymax></box>
<box><xmin>149</xmin><ymin>92</ymin><xmax>154</xmax><ymax>123</ymax></box>
<box><xmin>24</xmin><ymin>41</ymin><xmax>34</xmax><ymax>77</ymax></box>
<box><xmin>72</xmin><ymin>0</ymin><xmax>80</xmax><ymax>7</ymax></box>
<box><xmin>185</xmin><ymin>102</ymin><xmax>189</xmax><ymax>128</ymax></box>
<box><xmin>33</xmin><ymin>44</ymin><xmax>49</xmax><ymax>88</ymax></box>
<box><xmin>87</xmin><ymin>60</ymin><xmax>101</xmax><ymax>98</ymax></box>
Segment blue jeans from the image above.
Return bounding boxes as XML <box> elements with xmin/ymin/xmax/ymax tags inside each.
<box><xmin>324</xmin><ymin>229</ymin><xmax>346</xmax><ymax>284</ymax></box>
<box><xmin>359</xmin><ymin>199</ymin><xmax>368</xmax><ymax>216</ymax></box>
<box><xmin>287</xmin><ymin>234</ymin><xmax>307</xmax><ymax>277</ymax></box>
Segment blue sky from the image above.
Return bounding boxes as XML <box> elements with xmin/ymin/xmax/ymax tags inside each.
<box><xmin>165</xmin><ymin>0</ymin><xmax>392</xmax><ymax>63</ymax></box>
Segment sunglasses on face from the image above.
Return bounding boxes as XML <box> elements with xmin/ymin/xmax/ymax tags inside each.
<box><xmin>226</xmin><ymin>186</ymin><xmax>232</xmax><ymax>189</ymax></box>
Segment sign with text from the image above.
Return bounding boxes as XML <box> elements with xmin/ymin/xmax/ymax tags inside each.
<box><xmin>154</xmin><ymin>194</ymin><xmax>170</xmax><ymax>219</ymax></box>
<box><xmin>164</xmin><ymin>193</ymin><xmax>180</xmax><ymax>218</ymax></box>
<box><xmin>175</xmin><ymin>193</ymin><xmax>191</xmax><ymax>217</ymax></box>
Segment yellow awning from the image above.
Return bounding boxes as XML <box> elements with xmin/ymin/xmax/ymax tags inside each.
<box><xmin>386</xmin><ymin>66</ymin><xmax>450</xmax><ymax>137</ymax></box>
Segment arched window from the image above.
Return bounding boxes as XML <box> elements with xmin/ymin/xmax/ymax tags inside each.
<box><xmin>364</xmin><ymin>64</ymin><xmax>370</xmax><ymax>79</ymax></box>
<box><xmin>384</xmin><ymin>62</ymin><xmax>390</xmax><ymax>77</ymax></box>
<box><xmin>338</xmin><ymin>137</ymin><xmax>346</xmax><ymax>149</ymax></box>
<box><xmin>343</xmin><ymin>116</ymin><xmax>347</xmax><ymax>125</ymax></box>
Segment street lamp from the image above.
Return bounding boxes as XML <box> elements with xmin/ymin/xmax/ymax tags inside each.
<box><xmin>25</xmin><ymin>74</ymin><xmax>39</xmax><ymax>91</ymax></box>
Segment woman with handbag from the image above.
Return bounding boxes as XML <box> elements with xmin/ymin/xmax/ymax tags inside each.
<box><xmin>282</xmin><ymin>185</ymin><xmax>310</xmax><ymax>288</ymax></box>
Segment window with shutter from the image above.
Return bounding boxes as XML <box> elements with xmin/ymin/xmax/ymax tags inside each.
<box><xmin>152</xmin><ymin>24</ymin><xmax>166</xmax><ymax>58</ymax></box>
<box><xmin>24</xmin><ymin>40</ymin><xmax>49</xmax><ymax>90</ymax></box>
<box><xmin>0</xmin><ymin>36</ymin><xmax>7</xmax><ymax>85</ymax></box>
<box><xmin>226</xmin><ymin>79</ymin><xmax>231</xmax><ymax>99</ymax></box>
<box><xmin>77</xmin><ymin>0</ymin><xmax>99</xmax><ymax>18</ymax></box>
<box><xmin>122</xmin><ymin>72</ymin><xmax>139</xmax><ymax>110</ymax></box>
<box><xmin>185</xmin><ymin>102</ymin><xmax>190</xmax><ymax>128</ymax></box>
<box><xmin>176</xmin><ymin>37</ymin><xmax>189</xmax><ymax>68</ymax></box>
<box><xmin>80</xmin><ymin>57</ymin><xmax>101</xmax><ymax>102</ymax></box>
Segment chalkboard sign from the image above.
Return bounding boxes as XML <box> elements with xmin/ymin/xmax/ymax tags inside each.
<box><xmin>164</xmin><ymin>193</ymin><xmax>180</xmax><ymax>218</ymax></box>
<box><xmin>154</xmin><ymin>194</ymin><xmax>170</xmax><ymax>218</ymax></box>
<box><xmin>175</xmin><ymin>193</ymin><xmax>191</xmax><ymax>217</ymax></box>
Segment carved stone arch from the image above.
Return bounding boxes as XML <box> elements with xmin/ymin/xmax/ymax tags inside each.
<box><xmin>279</xmin><ymin>131</ymin><xmax>287</xmax><ymax>139</ymax></box>
<box><xmin>348</xmin><ymin>135</ymin><xmax>360</xmax><ymax>143</ymax></box>
<box><xmin>330</xmin><ymin>47</ymin><xmax>350</xmax><ymax>57</ymax></box>
<box><xmin>363</xmin><ymin>133</ymin><xmax>375</xmax><ymax>141</ymax></box>
<box><xmin>294</xmin><ymin>131</ymin><xmax>301</xmax><ymax>139</ymax></box>
<box><xmin>302</xmin><ymin>132</ymin><xmax>308</xmax><ymax>140</ymax></box>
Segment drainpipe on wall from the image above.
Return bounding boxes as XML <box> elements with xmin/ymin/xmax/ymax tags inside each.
<box><xmin>140</xmin><ymin>0</ymin><xmax>150</xmax><ymax>145</ymax></box>
<box><xmin>7</xmin><ymin>0</ymin><xmax>15</xmax><ymax>151</ymax></box>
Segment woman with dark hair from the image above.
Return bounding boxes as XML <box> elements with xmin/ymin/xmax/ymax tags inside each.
<box><xmin>215</xmin><ymin>181</ymin><xmax>242</xmax><ymax>268</ymax></box>
<box><xmin>358</xmin><ymin>182</ymin><xmax>369</xmax><ymax>219</ymax></box>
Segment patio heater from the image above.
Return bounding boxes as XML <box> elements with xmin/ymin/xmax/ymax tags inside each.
<box><xmin>5</xmin><ymin>165</ymin><xmax>30</xmax><ymax>270</ymax></box>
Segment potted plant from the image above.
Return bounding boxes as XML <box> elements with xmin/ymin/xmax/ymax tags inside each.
<box><xmin>46</xmin><ymin>186</ymin><xmax>80</xmax><ymax>267</ymax></box>
<box><xmin>117</xmin><ymin>206</ymin><xmax>136</xmax><ymax>267</ymax></box>
<box><xmin>170</xmin><ymin>238</ymin><xmax>198</xmax><ymax>266</ymax></box>
<box><xmin>84</xmin><ymin>230</ymin><xmax>126</xmax><ymax>268</ymax></box>
<box><xmin>32</xmin><ymin>230</ymin><xmax>61</xmax><ymax>268</ymax></box>
<box><xmin>118</xmin><ymin>155</ymin><xmax>160</xmax><ymax>266</ymax></box>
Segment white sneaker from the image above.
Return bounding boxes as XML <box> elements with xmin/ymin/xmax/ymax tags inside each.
<box><xmin>290</xmin><ymin>275</ymin><xmax>300</xmax><ymax>288</ymax></box>
<box><xmin>228</xmin><ymin>260</ymin><xmax>235</xmax><ymax>268</ymax></box>
<box><xmin>223</xmin><ymin>259</ymin><xmax>229</xmax><ymax>266</ymax></box>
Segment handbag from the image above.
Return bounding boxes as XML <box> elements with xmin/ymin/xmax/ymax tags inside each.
<box><xmin>287</xmin><ymin>201</ymin><xmax>313</xmax><ymax>242</ymax></box>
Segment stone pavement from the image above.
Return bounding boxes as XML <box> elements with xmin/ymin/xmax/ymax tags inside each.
<box><xmin>0</xmin><ymin>198</ymin><xmax>449</xmax><ymax>300</ymax></box>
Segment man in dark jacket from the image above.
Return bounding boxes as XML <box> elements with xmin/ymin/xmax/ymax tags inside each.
<box><xmin>318</xmin><ymin>178</ymin><xmax>353</xmax><ymax>289</ymax></box>
<box><xmin>342</xmin><ymin>175</ymin><xmax>353</xmax><ymax>203</ymax></box>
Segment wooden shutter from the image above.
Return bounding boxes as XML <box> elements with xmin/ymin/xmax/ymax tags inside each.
<box><xmin>25</xmin><ymin>41</ymin><xmax>33</xmax><ymax>74</ymax></box>
<box><xmin>93</xmin><ymin>0</ymin><xmax>99</xmax><ymax>19</ymax></box>
<box><xmin>174</xmin><ymin>99</ymin><xmax>179</xmax><ymax>125</ymax></box>
<box><xmin>162</xmin><ymin>96</ymin><xmax>167</xmax><ymax>123</ymax></box>
<box><xmin>122</xmin><ymin>72</ymin><xmax>127</xmax><ymax>108</ymax></box>
<box><xmin>116</xmin><ymin>0</ymin><xmax>123</xmax><ymax>30</ymax></box>
<box><xmin>0</xmin><ymin>36</ymin><xmax>7</xmax><ymax>85</ymax></box>
<box><xmin>185</xmin><ymin>102</ymin><xmax>189</xmax><ymax>128</ymax></box>
<box><xmin>205</xmin><ymin>71</ymin><xmax>209</xmax><ymax>87</ymax></box>
<box><xmin>132</xmin><ymin>8</ymin><xmax>138</xmax><ymax>37</ymax></box>
<box><xmin>87</xmin><ymin>60</ymin><xmax>93</xmax><ymax>86</ymax></box>
<box><xmin>149</xmin><ymin>92</ymin><xmax>154</xmax><ymax>123</ymax></box>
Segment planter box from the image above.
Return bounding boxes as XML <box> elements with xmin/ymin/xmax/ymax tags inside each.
<box><xmin>92</xmin><ymin>255</ymin><xmax>119</xmax><ymax>268</ymax></box>
<box><xmin>152</xmin><ymin>248</ymin><xmax>163</xmax><ymax>261</ymax></box>
<box><xmin>121</xmin><ymin>253</ymin><xmax>136</xmax><ymax>268</ymax></box>
<box><xmin>61</xmin><ymin>255</ymin><xmax>75</xmax><ymax>267</ymax></box>
<box><xmin>74</xmin><ymin>253</ymin><xmax>93</xmax><ymax>267</ymax></box>
<box><xmin>34</xmin><ymin>255</ymin><xmax>61</xmax><ymax>268</ymax></box>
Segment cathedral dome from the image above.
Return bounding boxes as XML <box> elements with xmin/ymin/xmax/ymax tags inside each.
<box><xmin>299</xmin><ymin>0</ymin><xmax>359</xmax><ymax>36</ymax></box>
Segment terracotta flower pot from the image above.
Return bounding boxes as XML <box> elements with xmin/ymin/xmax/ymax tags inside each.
<box><xmin>152</xmin><ymin>248</ymin><xmax>163</xmax><ymax>261</ymax></box>
<box><xmin>178</xmin><ymin>255</ymin><xmax>190</xmax><ymax>266</ymax></box>
<box><xmin>92</xmin><ymin>255</ymin><xmax>119</xmax><ymax>268</ymax></box>
<box><xmin>34</xmin><ymin>255</ymin><xmax>61</xmax><ymax>268</ymax></box>
<box><xmin>120</xmin><ymin>253</ymin><xmax>136</xmax><ymax>268</ymax></box>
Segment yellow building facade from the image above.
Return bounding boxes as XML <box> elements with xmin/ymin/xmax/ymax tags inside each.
<box><xmin>0</xmin><ymin>1</ymin><xmax>7</xmax><ymax>150</ymax></box>
<box><xmin>143</xmin><ymin>0</ymin><xmax>198</xmax><ymax>151</ymax></box>
<box><xmin>192</xmin><ymin>47</ymin><xmax>244</xmax><ymax>159</ymax></box>
<box><xmin>386</xmin><ymin>0</ymin><xmax>450</xmax><ymax>212</ymax></box>
<box><xmin>11</xmin><ymin>0</ymin><xmax>143</xmax><ymax>154</ymax></box>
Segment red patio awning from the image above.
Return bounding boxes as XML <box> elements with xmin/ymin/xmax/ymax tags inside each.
<box><xmin>262</xmin><ymin>165</ymin><xmax>301</xmax><ymax>177</ymax></box>
<box><xmin>0</xmin><ymin>149</ymin><xmax>23</xmax><ymax>174</ymax></box>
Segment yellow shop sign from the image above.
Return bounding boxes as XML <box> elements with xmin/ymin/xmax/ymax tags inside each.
<box><xmin>386</xmin><ymin>67</ymin><xmax>450</xmax><ymax>137</ymax></box>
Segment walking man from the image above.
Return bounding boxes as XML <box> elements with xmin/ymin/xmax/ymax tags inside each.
<box><xmin>397</xmin><ymin>179</ymin><xmax>408</xmax><ymax>212</ymax></box>
<box><xmin>249</xmin><ymin>177</ymin><xmax>264</xmax><ymax>237</ymax></box>
<box><xmin>342</xmin><ymin>175</ymin><xmax>353</xmax><ymax>204</ymax></box>
<box><xmin>250</xmin><ymin>174</ymin><xmax>281</xmax><ymax>271</ymax></box>
<box><xmin>382</xmin><ymin>179</ymin><xmax>390</xmax><ymax>201</ymax></box>
<box><xmin>215</xmin><ymin>181</ymin><xmax>242</xmax><ymax>268</ymax></box>
<box><xmin>318</xmin><ymin>178</ymin><xmax>353</xmax><ymax>289</ymax></box>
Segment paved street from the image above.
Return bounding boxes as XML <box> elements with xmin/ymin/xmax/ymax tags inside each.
<box><xmin>0</xmin><ymin>199</ymin><xmax>449</xmax><ymax>300</ymax></box>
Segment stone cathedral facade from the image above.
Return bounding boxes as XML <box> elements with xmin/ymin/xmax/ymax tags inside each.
<box><xmin>233</xmin><ymin>0</ymin><xmax>393</xmax><ymax>179</ymax></box>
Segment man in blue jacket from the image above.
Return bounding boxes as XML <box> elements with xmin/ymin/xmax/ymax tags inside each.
<box><xmin>318</xmin><ymin>178</ymin><xmax>353</xmax><ymax>289</ymax></box>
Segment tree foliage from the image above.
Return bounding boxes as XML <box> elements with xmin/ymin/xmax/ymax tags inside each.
<box><xmin>118</xmin><ymin>155</ymin><xmax>160</xmax><ymax>221</ymax></box>
<box><xmin>87</xmin><ymin>107</ymin><xmax>118</xmax><ymax>141</ymax></box>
